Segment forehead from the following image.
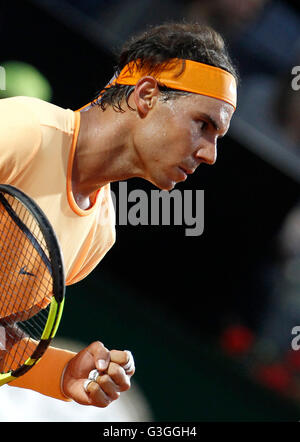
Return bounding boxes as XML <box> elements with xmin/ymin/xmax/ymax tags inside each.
<box><xmin>174</xmin><ymin>93</ymin><xmax>235</xmax><ymax>129</ymax></box>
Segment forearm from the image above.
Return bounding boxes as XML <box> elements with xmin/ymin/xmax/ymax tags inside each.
<box><xmin>9</xmin><ymin>345</ymin><xmax>75</xmax><ymax>401</ymax></box>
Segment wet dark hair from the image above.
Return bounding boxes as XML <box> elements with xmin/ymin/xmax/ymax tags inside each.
<box><xmin>93</xmin><ymin>22</ymin><xmax>239</xmax><ymax>112</ymax></box>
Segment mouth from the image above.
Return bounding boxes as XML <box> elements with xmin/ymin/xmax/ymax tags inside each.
<box><xmin>178</xmin><ymin>166</ymin><xmax>195</xmax><ymax>176</ymax></box>
<box><xmin>177</xmin><ymin>167</ymin><xmax>186</xmax><ymax>178</ymax></box>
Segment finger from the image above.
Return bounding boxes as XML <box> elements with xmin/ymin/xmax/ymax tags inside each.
<box><xmin>110</xmin><ymin>349</ymin><xmax>135</xmax><ymax>376</ymax></box>
<box><xmin>88</xmin><ymin>370</ymin><xmax>121</xmax><ymax>400</ymax></box>
<box><xmin>86</xmin><ymin>340</ymin><xmax>110</xmax><ymax>372</ymax></box>
<box><xmin>110</xmin><ymin>350</ymin><xmax>128</xmax><ymax>365</ymax></box>
<box><xmin>107</xmin><ymin>362</ymin><xmax>131</xmax><ymax>392</ymax></box>
<box><xmin>84</xmin><ymin>380</ymin><xmax>112</xmax><ymax>408</ymax></box>
<box><xmin>97</xmin><ymin>374</ymin><xmax>121</xmax><ymax>401</ymax></box>
<box><xmin>87</xmin><ymin>368</ymin><xmax>123</xmax><ymax>400</ymax></box>
<box><xmin>123</xmin><ymin>350</ymin><xmax>135</xmax><ymax>376</ymax></box>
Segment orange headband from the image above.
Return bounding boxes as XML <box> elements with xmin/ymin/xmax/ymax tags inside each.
<box><xmin>78</xmin><ymin>58</ymin><xmax>237</xmax><ymax>111</ymax></box>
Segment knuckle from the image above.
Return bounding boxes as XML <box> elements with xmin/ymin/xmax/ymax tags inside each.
<box><xmin>88</xmin><ymin>382</ymin><xmax>112</xmax><ymax>408</ymax></box>
<box><xmin>98</xmin><ymin>374</ymin><xmax>120</xmax><ymax>401</ymax></box>
<box><xmin>109</xmin><ymin>363</ymin><xmax>121</xmax><ymax>378</ymax></box>
<box><xmin>98</xmin><ymin>397</ymin><xmax>111</xmax><ymax>408</ymax></box>
<box><xmin>95</xmin><ymin>391</ymin><xmax>112</xmax><ymax>408</ymax></box>
<box><xmin>91</xmin><ymin>340</ymin><xmax>104</xmax><ymax>349</ymax></box>
<box><xmin>98</xmin><ymin>374</ymin><xmax>110</xmax><ymax>387</ymax></box>
<box><xmin>128</xmin><ymin>366</ymin><xmax>135</xmax><ymax>376</ymax></box>
<box><xmin>95</xmin><ymin>340</ymin><xmax>110</xmax><ymax>353</ymax></box>
<box><xmin>125</xmin><ymin>361</ymin><xmax>135</xmax><ymax>373</ymax></box>
<box><xmin>88</xmin><ymin>381</ymin><xmax>99</xmax><ymax>394</ymax></box>
<box><xmin>119</xmin><ymin>376</ymin><xmax>131</xmax><ymax>392</ymax></box>
<box><xmin>111</xmin><ymin>390</ymin><xmax>121</xmax><ymax>401</ymax></box>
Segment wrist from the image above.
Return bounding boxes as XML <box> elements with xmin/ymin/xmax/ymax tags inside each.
<box><xmin>60</xmin><ymin>360</ymin><xmax>72</xmax><ymax>400</ymax></box>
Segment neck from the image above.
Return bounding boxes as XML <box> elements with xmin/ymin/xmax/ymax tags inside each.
<box><xmin>72</xmin><ymin>104</ymin><xmax>143</xmax><ymax>208</ymax></box>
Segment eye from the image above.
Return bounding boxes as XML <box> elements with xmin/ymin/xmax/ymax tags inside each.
<box><xmin>193</xmin><ymin>119</ymin><xmax>208</xmax><ymax>136</ymax></box>
<box><xmin>198</xmin><ymin>120</ymin><xmax>207</xmax><ymax>131</ymax></box>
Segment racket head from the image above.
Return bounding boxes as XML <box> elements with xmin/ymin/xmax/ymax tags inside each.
<box><xmin>0</xmin><ymin>184</ymin><xmax>65</xmax><ymax>386</ymax></box>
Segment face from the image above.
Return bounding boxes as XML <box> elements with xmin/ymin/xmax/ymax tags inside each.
<box><xmin>132</xmin><ymin>92</ymin><xmax>235</xmax><ymax>190</ymax></box>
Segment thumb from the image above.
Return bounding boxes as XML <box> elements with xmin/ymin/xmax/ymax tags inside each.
<box><xmin>88</xmin><ymin>340</ymin><xmax>110</xmax><ymax>372</ymax></box>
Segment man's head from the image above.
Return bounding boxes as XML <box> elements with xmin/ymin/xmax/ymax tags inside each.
<box><xmin>89</xmin><ymin>23</ymin><xmax>238</xmax><ymax>190</ymax></box>
<box><xmin>97</xmin><ymin>22</ymin><xmax>238</xmax><ymax>112</ymax></box>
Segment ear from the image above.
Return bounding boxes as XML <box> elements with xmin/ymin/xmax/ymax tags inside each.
<box><xmin>132</xmin><ymin>76</ymin><xmax>160</xmax><ymax>117</ymax></box>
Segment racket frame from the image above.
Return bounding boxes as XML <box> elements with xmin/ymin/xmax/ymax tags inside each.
<box><xmin>0</xmin><ymin>184</ymin><xmax>65</xmax><ymax>386</ymax></box>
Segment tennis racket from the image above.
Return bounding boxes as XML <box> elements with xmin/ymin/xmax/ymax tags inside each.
<box><xmin>0</xmin><ymin>184</ymin><xmax>65</xmax><ymax>386</ymax></box>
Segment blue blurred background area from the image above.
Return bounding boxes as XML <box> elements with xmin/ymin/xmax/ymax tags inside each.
<box><xmin>1</xmin><ymin>0</ymin><xmax>300</xmax><ymax>421</ymax></box>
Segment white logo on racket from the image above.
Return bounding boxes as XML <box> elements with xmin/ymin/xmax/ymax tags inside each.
<box><xmin>0</xmin><ymin>326</ymin><xmax>6</xmax><ymax>350</ymax></box>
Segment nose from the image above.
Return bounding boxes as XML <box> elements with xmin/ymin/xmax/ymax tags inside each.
<box><xmin>195</xmin><ymin>139</ymin><xmax>217</xmax><ymax>166</ymax></box>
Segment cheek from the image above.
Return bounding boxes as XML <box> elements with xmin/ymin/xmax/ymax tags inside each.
<box><xmin>136</xmin><ymin>108</ymin><xmax>194</xmax><ymax>160</ymax></box>
<box><xmin>170</xmin><ymin>112</ymin><xmax>199</xmax><ymax>152</ymax></box>
<box><xmin>133</xmin><ymin>119</ymin><xmax>159</xmax><ymax>156</ymax></box>
<box><xmin>141</xmin><ymin>117</ymin><xmax>175</xmax><ymax>153</ymax></box>
<box><xmin>173</xmin><ymin>125</ymin><xmax>199</xmax><ymax>156</ymax></box>
<box><xmin>190</xmin><ymin>127</ymin><xmax>201</xmax><ymax>150</ymax></box>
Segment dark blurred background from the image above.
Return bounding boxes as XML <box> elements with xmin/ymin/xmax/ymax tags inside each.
<box><xmin>1</xmin><ymin>0</ymin><xmax>300</xmax><ymax>421</ymax></box>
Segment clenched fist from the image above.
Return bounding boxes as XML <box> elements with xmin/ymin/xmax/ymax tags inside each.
<box><xmin>61</xmin><ymin>341</ymin><xmax>135</xmax><ymax>407</ymax></box>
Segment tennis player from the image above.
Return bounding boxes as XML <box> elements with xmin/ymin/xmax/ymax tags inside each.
<box><xmin>0</xmin><ymin>22</ymin><xmax>238</xmax><ymax>408</ymax></box>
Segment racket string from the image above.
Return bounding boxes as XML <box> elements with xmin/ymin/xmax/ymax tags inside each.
<box><xmin>0</xmin><ymin>194</ymin><xmax>54</xmax><ymax>373</ymax></box>
<box><xmin>0</xmin><ymin>209</ymin><xmax>51</xmax><ymax>318</ymax></box>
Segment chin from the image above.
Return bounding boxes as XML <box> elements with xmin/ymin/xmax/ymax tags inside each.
<box><xmin>161</xmin><ymin>182</ymin><xmax>177</xmax><ymax>191</ymax></box>
<box><xmin>147</xmin><ymin>177</ymin><xmax>177</xmax><ymax>191</ymax></box>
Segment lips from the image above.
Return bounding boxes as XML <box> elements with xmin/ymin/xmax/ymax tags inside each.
<box><xmin>179</xmin><ymin>166</ymin><xmax>195</xmax><ymax>175</ymax></box>
<box><xmin>176</xmin><ymin>167</ymin><xmax>187</xmax><ymax>180</ymax></box>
